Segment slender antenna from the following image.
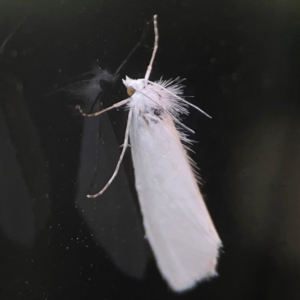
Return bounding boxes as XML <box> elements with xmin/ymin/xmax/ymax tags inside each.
<box><xmin>114</xmin><ymin>39</ymin><xmax>142</xmax><ymax>77</ymax></box>
<box><xmin>87</xmin><ymin>109</ymin><xmax>133</xmax><ymax>198</ymax></box>
<box><xmin>76</xmin><ymin>98</ymin><xmax>129</xmax><ymax>117</ymax></box>
<box><xmin>114</xmin><ymin>17</ymin><xmax>151</xmax><ymax>77</ymax></box>
<box><xmin>47</xmin><ymin>19</ymin><xmax>151</xmax><ymax>97</ymax></box>
<box><xmin>144</xmin><ymin>15</ymin><xmax>158</xmax><ymax>80</ymax></box>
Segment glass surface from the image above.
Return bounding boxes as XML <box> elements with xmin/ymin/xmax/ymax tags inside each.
<box><xmin>0</xmin><ymin>0</ymin><xmax>299</xmax><ymax>299</ymax></box>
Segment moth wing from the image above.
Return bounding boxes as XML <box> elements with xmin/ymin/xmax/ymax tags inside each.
<box><xmin>129</xmin><ymin>110</ymin><xmax>221</xmax><ymax>292</ymax></box>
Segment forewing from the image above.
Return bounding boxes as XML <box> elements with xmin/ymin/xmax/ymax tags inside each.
<box><xmin>129</xmin><ymin>109</ymin><xmax>221</xmax><ymax>292</ymax></box>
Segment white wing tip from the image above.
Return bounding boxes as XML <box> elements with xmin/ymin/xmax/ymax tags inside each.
<box><xmin>168</xmin><ymin>268</ymin><xmax>220</xmax><ymax>293</ymax></box>
<box><xmin>164</xmin><ymin>241</ymin><xmax>222</xmax><ymax>293</ymax></box>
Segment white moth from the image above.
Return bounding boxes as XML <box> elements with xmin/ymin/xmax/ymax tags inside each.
<box><xmin>76</xmin><ymin>15</ymin><xmax>222</xmax><ymax>292</ymax></box>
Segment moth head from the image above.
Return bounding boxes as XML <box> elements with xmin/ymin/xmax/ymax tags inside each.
<box><xmin>123</xmin><ymin>76</ymin><xmax>136</xmax><ymax>96</ymax></box>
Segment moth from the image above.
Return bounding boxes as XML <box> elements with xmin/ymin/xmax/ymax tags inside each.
<box><xmin>76</xmin><ymin>15</ymin><xmax>222</xmax><ymax>292</ymax></box>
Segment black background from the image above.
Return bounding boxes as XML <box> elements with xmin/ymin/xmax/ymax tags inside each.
<box><xmin>0</xmin><ymin>0</ymin><xmax>300</xmax><ymax>299</ymax></box>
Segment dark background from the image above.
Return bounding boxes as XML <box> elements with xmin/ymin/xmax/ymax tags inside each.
<box><xmin>0</xmin><ymin>0</ymin><xmax>300</xmax><ymax>299</ymax></box>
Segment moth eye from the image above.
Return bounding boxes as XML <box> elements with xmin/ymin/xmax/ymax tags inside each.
<box><xmin>127</xmin><ymin>86</ymin><xmax>136</xmax><ymax>96</ymax></box>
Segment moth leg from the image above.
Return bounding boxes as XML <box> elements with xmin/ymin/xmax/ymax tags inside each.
<box><xmin>87</xmin><ymin>109</ymin><xmax>133</xmax><ymax>198</ymax></box>
<box><xmin>76</xmin><ymin>98</ymin><xmax>129</xmax><ymax>117</ymax></box>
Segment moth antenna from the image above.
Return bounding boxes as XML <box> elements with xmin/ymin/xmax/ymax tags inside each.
<box><xmin>145</xmin><ymin>15</ymin><xmax>158</xmax><ymax>80</ymax></box>
<box><xmin>76</xmin><ymin>98</ymin><xmax>129</xmax><ymax>117</ymax></box>
<box><xmin>87</xmin><ymin>109</ymin><xmax>133</xmax><ymax>198</ymax></box>
<box><xmin>114</xmin><ymin>17</ymin><xmax>151</xmax><ymax>77</ymax></box>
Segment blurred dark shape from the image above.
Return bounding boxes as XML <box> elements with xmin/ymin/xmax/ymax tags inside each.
<box><xmin>0</xmin><ymin>21</ymin><xmax>50</xmax><ymax>247</ymax></box>
<box><xmin>71</xmin><ymin>68</ymin><xmax>148</xmax><ymax>278</ymax></box>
